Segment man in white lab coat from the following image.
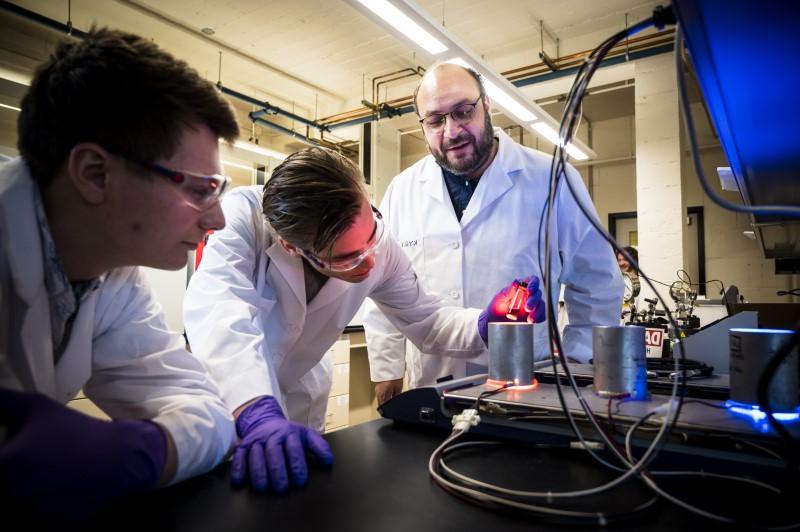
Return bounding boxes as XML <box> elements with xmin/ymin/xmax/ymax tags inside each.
<box><xmin>0</xmin><ymin>29</ymin><xmax>239</xmax><ymax>524</ymax></box>
<box><xmin>363</xmin><ymin>63</ymin><xmax>623</xmax><ymax>401</ymax></box>
<box><xmin>184</xmin><ymin>147</ymin><xmax>541</xmax><ymax>495</ymax></box>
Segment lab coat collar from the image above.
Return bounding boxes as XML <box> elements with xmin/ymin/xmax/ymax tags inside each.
<box><xmin>420</xmin><ymin>157</ymin><xmax>448</xmax><ymax>207</ymax></box>
<box><xmin>307</xmin><ymin>275</ymin><xmax>350</xmax><ymax>314</ymax></box>
<box><xmin>459</xmin><ymin>128</ymin><xmax>519</xmax><ymax>228</ymax></box>
<box><xmin>262</xmin><ymin>232</ymin><xmax>362</xmax><ymax>313</ymax></box>
<box><xmin>0</xmin><ymin>158</ymin><xmax>45</xmax><ymax>303</ymax></box>
<box><xmin>266</xmin><ymin>239</ymin><xmax>307</xmax><ymax>306</ymax></box>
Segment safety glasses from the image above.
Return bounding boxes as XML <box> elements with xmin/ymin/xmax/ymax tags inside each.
<box><xmin>107</xmin><ymin>148</ymin><xmax>230</xmax><ymax>211</ymax></box>
<box><xmin>418</xmin><ymin>96</ymin><xmax>483</xmax><ymax>131</ymax></box>
<box><xmin>144</xmin><ymin>162</ymin><xmax>231</xmax><ymax>211</ymax></box>
<box><xmin>301</xmin><ymin>206</ymin><xmax>386</xmax><ymax>272</ymax></box>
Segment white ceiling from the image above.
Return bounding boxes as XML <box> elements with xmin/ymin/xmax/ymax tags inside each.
<box><xmin>0</xmin><ymin>0</ymin><xmax>662</xmax><ymax>149</ymax></box>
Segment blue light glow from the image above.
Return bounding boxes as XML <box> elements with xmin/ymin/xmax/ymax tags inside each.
<box><xmin>729</xmin><ymin>328</ymin><xmax>794</xmax><ymax>335</ymax></box>
<box><xmin>725</xmin><ymin>400</ymin><xmax>800</xmax><ymax>424</ymax></box>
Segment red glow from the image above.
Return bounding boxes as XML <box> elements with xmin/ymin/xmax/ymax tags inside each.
<box><xmin>485</xmin><ymin>378</ymin><xmax>539</xmax><ymax>391</ymax></box>
<box><xmin>505</xmin><ymin>282</ymin><xmax>529</xmax><ymax>320</ymax></box>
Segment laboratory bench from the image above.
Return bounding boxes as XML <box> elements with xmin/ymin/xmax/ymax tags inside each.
<box><xmin>86</xmin><ymin>417</ymin><xmax>794</xmax><ymax>531</ymax></box>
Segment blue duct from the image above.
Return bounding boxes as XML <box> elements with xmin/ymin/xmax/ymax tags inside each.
<box><xmin>220</xmin><ymin>84</ymin><xmax>330</xmax><ymax>133</ymax></box>
<box><xmin>0</xmin><ymin>0</ymin><xmax>87</xmax><ymax>38</ymax></box>
<box><xmin>249</xmin><ymin>113</ymin><xmax>322</xmax><ymax>148</ymax></box>
<box><xmin>513</xmin><ymin>42</ymin><xmax>674</xmax><ymax>87</ymax></box>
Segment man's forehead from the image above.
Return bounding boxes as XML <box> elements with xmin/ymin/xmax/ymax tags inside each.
<box><xmin>417</xmin><ymin>65</ymin><xmax>480</xmax><ymax>111</ymax></box>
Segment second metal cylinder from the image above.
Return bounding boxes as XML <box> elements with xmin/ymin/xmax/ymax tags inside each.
<box><xmin>488</xmin><ymin>322</ymin><xmax>534</xmax><ymax>385</ymax></box>
<box><xmin>593</xmin><ymin>325</ymin><xmax>648</xmax><ymax>400</ymax></box>
<box><xmin>729</xmin><ymin>328</ymin><xmax>799</xmax><ymax>411</ymax></box>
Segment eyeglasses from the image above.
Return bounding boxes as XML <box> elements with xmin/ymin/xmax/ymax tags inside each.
<box><xmin>107</xmin><ymin>148</ymin><xmax>230</xmax><ymax>211</ymax></box>
<box><xmin>301</xmin><ymin>206</ymin><xmax>386</xmax><ymax>272</ymax></box>
<box><xmin>143</xmin><ymin>162</ymin><xmax>231</xmax><ymax>211</ymax></box>
<box><xmin>418</xmin><ymin>96</ymin><xmax>483</xmax><ymax>131</ymax></box>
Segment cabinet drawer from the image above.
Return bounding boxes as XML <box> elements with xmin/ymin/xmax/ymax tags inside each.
<box><xmin>328</xmin><ymin>336</ymin><xmax>351</xmax><ymax>365</ymax></box>
<box><xmin>329</xmin><ymin>362</ymin><xmax>350</xmax><ymax>397</ymax></box>
<box><xmin>325</xmin><ymin>394</ymin><xmax>349</xmax><ymax>432</ymax></box>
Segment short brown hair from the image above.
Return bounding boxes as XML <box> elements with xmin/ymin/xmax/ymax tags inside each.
<box><xmin>262</xmin><ymin>147</ymin><xmax>366</xmax><ymax>253</ymax></box>
<box><xmin>17</xmin><ymin>27</ymin><xmax>239</xmax><ymax>187</ymax></box>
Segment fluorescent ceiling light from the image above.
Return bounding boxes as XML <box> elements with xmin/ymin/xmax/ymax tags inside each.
<box><xmin>346</xmin><ymin>0</ymin><xmax>595</xmax><ymax>159</ymax></box>
<box><xmin>532</xmin><ymin>122</ymin><xmax>589</xmax><ymax>161</ymax></box>
<box><xmin>355</xmin><ymin>0</ymin><xmax>448</xmax><ymax>55</ymax></box>
<box><xmin>0</xmin><ymin>103</ymin><xmax>21</xmax><ymax>112</ymax></box>
<box><xmin>447</xmin><ymin>58</ymin><xmax>537</xmax><ymax>123</ymax></box>
<box><xmin>232</xmin><ymin>140</ymin><xmax>287</xmax><ymax>160</ymax></box>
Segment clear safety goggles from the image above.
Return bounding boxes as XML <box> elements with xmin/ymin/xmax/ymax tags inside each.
<box><xmin>145</xmin><ymin>162</ymin><xmax>231</xmax><ymax>211</ymax></box>
<box><xmin>301</xmin><ymin>206</ymin><xmax>386</xmax><ymax>272</ymax></box>
<box><xmin>108</xmin><ymin>148</ymin><xmax>230</xmax><ymax>211</ymax></box>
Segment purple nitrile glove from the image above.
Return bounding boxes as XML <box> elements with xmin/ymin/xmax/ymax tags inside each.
<box><xmin>478</xmin><ymin>275</ymin><xmax>546</xmax><ymax>343</ymax></box>
<box><xmin>231</xmin><ymin>395</ymin><xmax>333</xmax><ymax>493</ymax></box>
<box><xmin>0</xmin><ymin>388</ymin><xmax>166</xmax><ymax>523</ymax></box>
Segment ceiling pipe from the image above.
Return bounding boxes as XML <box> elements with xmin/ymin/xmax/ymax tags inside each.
<box><xmin>220</xmin><ymin>84</ymin><xmax>330</xmax><ymax>133</ymax></box>
<box><xmin>317</xmin><ymin>32</ymin><xmax>674</xmax><ymax>131</ymax></box>
<box><xmin>0</xmin><ymin>0</ymin><xmax>86</xmax><ymax>37</ymax></box>
<box><xmin>250</xmin><ymin>114</ymin><xmax>358</xmax><ymax>157</ymax></box>
<box><xmin>327</xmin><ymin>103</ymin><xmax>415</xmax><ymax>130</ymax></box>
<box><xmin>250</xmin><ymin>115</ymin><xmax>319</xmax><ymax>147</ymax></box>
<box><xmin>323</xmin><ymin>44</ymin><xmax>673</xmax><ymax>133</ymax></box>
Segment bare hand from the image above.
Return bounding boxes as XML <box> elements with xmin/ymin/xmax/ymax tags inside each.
<box><xmin>374</xmin><ymin>379</ymin><xmax>403</xmax><ymax>405</ymax></box>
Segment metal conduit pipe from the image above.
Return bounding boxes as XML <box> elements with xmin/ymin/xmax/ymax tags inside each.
<box><xmin>326</xmin><ymin>104</ymin><xmax>415</xmax><ymax>130</ymax></box>
<box><xmin>220</xmin><ymin>84</ymin><xmax>330</xmax><ymax>133</ymax></box>
<box><xmin>504</xmin><ymin>29</ymin><xmax>674</xmax><ymax>80</ymax></box>
<box><xmin>250</xmin><ymin>115</ymin><xmax>358</xmax><ymax>157</ymax></box>
<box><xmin>513</xmin><ymin>42</ymin><xmax>673</xmax><ymax>88</ymax></box>
<box><xmin>250</xmin><ymin>114</ymin><xmax>323</xmax><ymax>150</ymax></box>
<box><xmin>0</xmin><ymin>0</ymin><xmax>86</xmax><ymax>37</ymax></box>
<box><xmin>316</xmin><ymin>32</ymin><xmax>674</xmax><ymax>131</ymax></box>
<box><xmin>370</xmin><ymin>67</ymin><xmax>424</xmax><ymax>107</ymax></box>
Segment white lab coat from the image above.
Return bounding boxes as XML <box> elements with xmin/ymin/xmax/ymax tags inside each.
<box><xmin>363</xmin><ymin>129</ymin><xmax>623</xmax><ymax>387</ymax></box>
<box><xmin>183</xmin><ymin>186</ymin><xmax>485</xmax><ymax>431</ymax></box>
<box><xmin>0</xmin><ymin>158</ymin><xmax>235</xmax><ymax>483</ymax></box>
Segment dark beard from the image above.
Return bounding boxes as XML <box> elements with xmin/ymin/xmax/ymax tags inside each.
<box><xmin>431</xmin><ymin>113</ymin><xmax>495</xmax><ymax>177</ymax></box>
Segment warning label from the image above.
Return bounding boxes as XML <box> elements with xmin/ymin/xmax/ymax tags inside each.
<box><xmin>645</xmin><ymin>327</ymin><xmax>665</xmax><ymax>358</ymax></box>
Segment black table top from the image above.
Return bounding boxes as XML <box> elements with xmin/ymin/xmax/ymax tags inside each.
<box><xmin>91</xmin><ymin>418</ymin><xmax>796</xmax><ymax>531</ymax></box>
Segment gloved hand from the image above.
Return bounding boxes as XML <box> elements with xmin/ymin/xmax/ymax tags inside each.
<box><xmin>0</xmin><ymin>388</ymin><xmax>166</xmax><ymax>523</ymax></box>
<box><xmin>478</xmin><ymin>275</ymin><xmax>546</xmax><ymax>343</ymax></box>
<box><xmin>231</xmin><ymin>395</ymin><xmax>333</xmax><ymax>493</ymax></box>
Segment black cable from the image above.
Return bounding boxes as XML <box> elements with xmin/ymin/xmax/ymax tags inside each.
<box><xmin>472</xmin><ymin>383</ymin><xmax>511</xmax><ymax>410</ymax></box>
<box><xmin>776</xmin><ymin>288</ymin><xmax>800</xmax><ymax>297</ymax></box>
<box><xmin>539</xmin><ymin>11</ymin><xmax>688</xmax><ymax>479</ymax></box>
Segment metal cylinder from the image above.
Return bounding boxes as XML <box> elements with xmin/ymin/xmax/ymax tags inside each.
<box><xmin>592</xmin><ymin>325</ymin><xmax>648</xmax><ymax>400</ymax></box>
<box><xmin>729</xmin><ymin>328</ymin><xmax>799</xmax><ymax>411</ymax></box>
<box><xmin>488</xmin><ymin>322</ymin><xmax>534</xmax><ymax>385</ymax></box>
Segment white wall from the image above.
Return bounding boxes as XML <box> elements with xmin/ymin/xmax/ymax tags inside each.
<box><xmin>682</xmin><ymin>146</ymin><xmax>800</xmax><ymax>303</ymax></box>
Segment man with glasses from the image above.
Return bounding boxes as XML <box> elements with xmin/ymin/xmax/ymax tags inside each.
<box><xmin>363</xmin><ymin>62</ymin><xmax>623</xmax><ymax>401</ymax></box>
<box><xmin>0</xmin><ymin>28</ymin><xmax>239</xmax><ymax>524</ymax></box>
<box><xmin>183</xmin><ymin>146</ymin><xmax>541</xmax><ymax>495</ymax></box>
